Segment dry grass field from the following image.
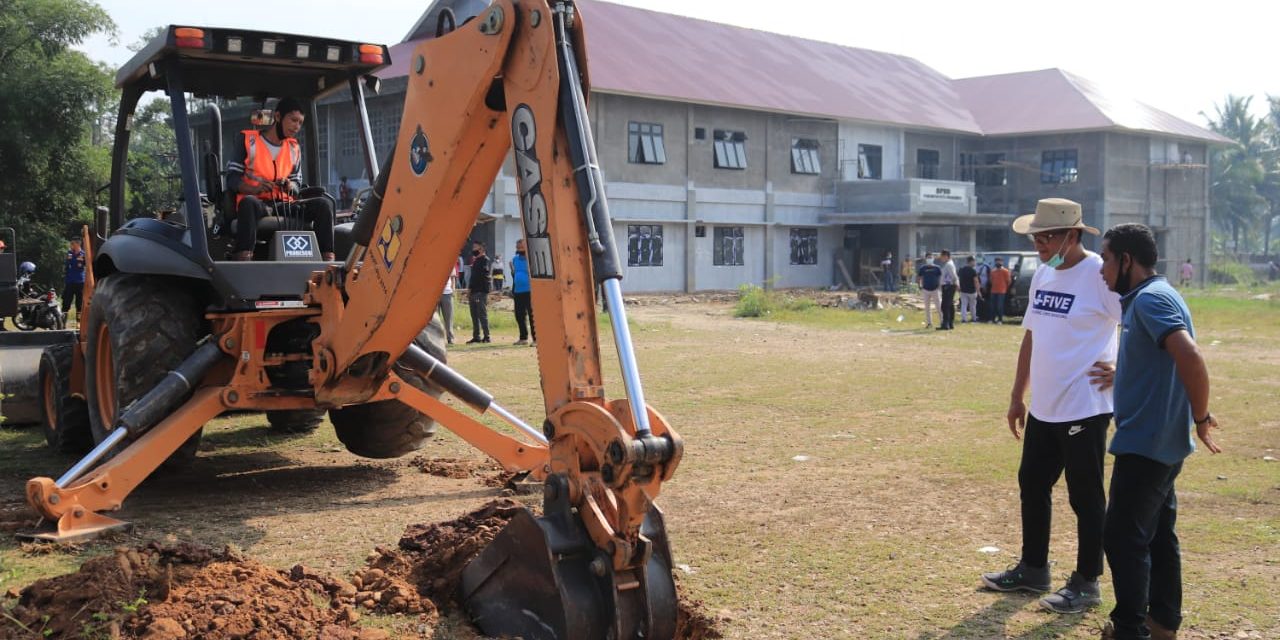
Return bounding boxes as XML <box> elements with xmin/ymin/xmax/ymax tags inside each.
<box><xmin>1</xmin><ymin>283</ymin><xmax>1277</xmax><ymax>638</ymax></box>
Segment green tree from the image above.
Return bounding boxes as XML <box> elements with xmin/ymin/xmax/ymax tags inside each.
<box><xmin>1204</xmin><ymin>95</ymin><xmax>1268</xmax><ymax>255</ymax></box>
<box><xmin>0</xmin><ymin>0</ymin><xmax>116</xmax><ymax>288</ymax></box>
<box><xmin>1260</xmin><ymin>96</ymin><xmax>1280</xmax><ymax>259</ymax></box>
<box><xmin>125</xmin><ymin>99</ymin><xmax>181</xmax><ymax>218</ymax></box>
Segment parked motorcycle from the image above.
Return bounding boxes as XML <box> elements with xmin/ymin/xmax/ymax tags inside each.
<box><xmin>10</xmin><ymin>264</ymin><xmax>65</xmax><ymax>331</ymax></box>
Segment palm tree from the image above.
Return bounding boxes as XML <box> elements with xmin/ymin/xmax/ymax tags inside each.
<box><xmin>1204</xmin><ymin>95</ymin><xmax>1268</xmax><ymax>254</ymax></box>
<box><xmin>1260</xmin><ymin>96</ymin><xmax>1280</xmax><ymax>259</ymax></box>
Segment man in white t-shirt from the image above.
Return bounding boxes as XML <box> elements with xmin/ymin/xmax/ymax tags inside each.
<box><xmin>980</xmin><ymin>198</ymin><xmax>1122</xmax><ymax>615</ymax></box>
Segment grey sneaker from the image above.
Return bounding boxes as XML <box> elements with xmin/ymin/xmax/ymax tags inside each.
<box><xmin>981</xmin><ymin>560</ymin><xmax>1051</xmax><ymax>593</ymax></box>
<box><xmin>1039</xmin><ymin>572</ymin><xmax>1102</xmax><ymax>613</ymax></box>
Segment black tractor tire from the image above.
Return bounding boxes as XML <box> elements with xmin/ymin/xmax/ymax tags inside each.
<box><xmin>266</xmin><ymin>409</ymin><xmax>325</xmax><ymax>434</ymax></box>
<box><xmin>330</xmin><ymin>317</ymin><xmax>447</xmax><ymax>459</ymax></box>
<box><xmin>84</xmin><ymin>274</ymin><xmax>206</xmax><ymax>467</ymax></box>
<box><xmin>38</xmin><ymin>343</ymin><xmax>92</xmax><ymax>454</ymax></box>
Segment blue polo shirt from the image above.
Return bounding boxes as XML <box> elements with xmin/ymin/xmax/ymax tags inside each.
<box><xmin>1110</xmin><ymin>276</ymin><xmax>1196</xmax><ymax>465</ymax></box>
<box><xmin>917</xmin><ymin>263</ymin><xmax>942</xmax><ymax>291</ymax></box>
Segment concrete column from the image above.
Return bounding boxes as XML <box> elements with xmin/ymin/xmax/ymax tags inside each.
<box><xmin>686</xmin><ymin>182</ymin><xmax>698</xmax><ymax>293</ymax></box>
<box><xmin>764</xmin><ymin>181</ymin><xmax>776</xmax><ymax>289</ymax></box>
<box><xmin>967</xmin><ymin>227</ymin><xmax>977</xmax><ymax>253</ymax></box>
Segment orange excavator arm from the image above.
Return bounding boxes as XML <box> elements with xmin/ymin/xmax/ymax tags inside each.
<box><xmin>306</xmin><ymin>2</ymin><xmax>683</xmax><ymax>637</ymax></box>
<box><xmin>24</xmin><ymin>3</ymin><xmax>681</xmax><ymax>637</ymax></box>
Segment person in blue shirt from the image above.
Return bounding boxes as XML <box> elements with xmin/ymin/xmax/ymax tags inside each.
<box><xmin>63</xmin><ymin>238</ymin><xmax>87</xmax><ymax>319</ymax></box>
<box><xmin>1092</xmin><ymin>223</ymin><xmax>1221</xmax><ymax>640</ymax></box>
<box><xmin>510</xmin><ymin>238</ymin><xmax>535</xmax><ymax>346</ymax></box>
<box><xmin>916</xmin><ymin>252</ymin><xmax>942</xmax><ymax>329</ymax></box>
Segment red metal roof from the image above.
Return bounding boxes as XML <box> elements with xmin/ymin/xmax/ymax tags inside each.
<box><xmin>577</xmin><ymin>0</ymin><xmax>982</xmax><ymax>134</ymax></box>
<box><xmin>391</xmin><ymin>1</ymin><xmax>1227</xmax><ymax>144</ymax></box>
<box><xmin>953</xmin><ymin>69</ymin><xmax>1228</xmax><ymax>143</ymax></box>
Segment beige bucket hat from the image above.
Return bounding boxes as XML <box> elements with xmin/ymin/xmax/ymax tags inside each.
<box><xmin>1011</xmin><ymin>198</ymin><xmax>1100</xmax><ymax>235</ymax></box>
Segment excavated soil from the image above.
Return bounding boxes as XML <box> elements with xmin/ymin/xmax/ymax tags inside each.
<box><xmin>0</xmin><ymin>501</ymin><xmax>37</xmax><ymax>535</ymax></box>
<box><xmin>405</xmin><ymin>456</ymin><xmax>527</xmax><ymax>491</ymax></box>
<box><xmin>1</xmin><ymin>499</ymin><xmax>722</xmax><ymax>639</ymax></box>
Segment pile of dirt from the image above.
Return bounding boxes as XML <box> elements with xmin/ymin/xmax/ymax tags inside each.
<box><xmin>2</xmin><ymin>543</ymin><xmax>376</xmax><ymax>640</ymax></box>
<box><xmin>406</xmin><ymin>456</ymin><xmax>497</xmax><ymax>480</ymax></box>
<box><xmin>406</xmin><ymin>456</ymin><xmax>527</xmax><ymax>491</ymax></box>
<box><xmin>359</xmin><ymin>498</ymin><xmax>525</xmax><ymax>605</ymax></box>
<box><xmin>0</xmin><ymin>501</ymin><xmax>37</xmax><ymax>534</ymax></box>
<box><xmin>3</xmin><ymin>500</ymin><xmax>723</xmax><ymax>639</ymax></box>
<box><xmin>358</xmin><ymin>498</ymin><xmax>723</xmax><ymax>639</ymax></box>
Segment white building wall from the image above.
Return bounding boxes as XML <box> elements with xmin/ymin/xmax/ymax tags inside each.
<box><xmin>614</xmin><ymin>221</ymin><xmax>687</xmax><ymax>292</ymax></box>
<box><xmin>693</xmin><ymin>224</ymin><xmax>767</xmax><ymax>290</ymax></box>
<box><xmin>769</xmin><ymin>225</ymin><xmax>842</xmax><ymax>289</ymax></box>
<box><xmin>838</xmin><ymin>122</ymin><xmax>906</xmax><ymax>181</ymax></box>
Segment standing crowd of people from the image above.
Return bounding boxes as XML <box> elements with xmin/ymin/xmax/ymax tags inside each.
<box><xmin>907</xmin><ymin>250</ymin><xmax>1012</xmax><ymax>328</ymax></box>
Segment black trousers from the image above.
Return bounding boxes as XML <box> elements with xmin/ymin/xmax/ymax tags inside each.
<box><xmin>978</xmin><ymin>286</ymin><xmax>991</xmax><ymax>321</ymax></box>
<box><xmin>513</xmin><ymin>291</ymin><xmax>535</xmax><ymax>341</ymax></box>
<box><xmin>1105</xmin><ymin>454</ymin><xmax>1183</xmax><ymax>639</ymax></box>
<box><xmin>468</xmin><ymin>291</ymin><xmax>490</xmax><ymax>339</ymax></box>
<box><xmin>235</xmin><ymin>196</ymin><xmax>335</xmax><ymax>255</ymax></box>
<box><xmin>61</xmin><ymin>282</ymin><xmax>84</xmax><ymax>315</ymax></box>
<box><xmin>940</xmin><ymin>284</ymin><xmax>956</xmax><ymax>328</ymax></box>
<box><xmin>1019</xmin><ymin>412</ymin><xmax>1110</xmax><ymax>578</ymax></box>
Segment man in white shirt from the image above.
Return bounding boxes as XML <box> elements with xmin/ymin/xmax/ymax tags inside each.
<box><xmin>981</xmin><ymin>198</ymin><xmax>1122</xmax><ymax>615</ymax></box>
<box><xmin>938</xmin><ymin>250</ymin><xmax>958</xmax><ymax>330</ymax></box>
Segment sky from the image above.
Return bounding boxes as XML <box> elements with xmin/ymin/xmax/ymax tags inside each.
<box><xmin>76</xmin><ymin>0</ymin><xmax>1280</xmax><ymax>127</ymax></box>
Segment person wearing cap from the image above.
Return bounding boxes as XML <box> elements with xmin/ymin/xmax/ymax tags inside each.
<box><xmin>981</xmin><ymin>198</ymin><xmax>1121</xmax><ymax>615</ymax></box>
<box><xmin>1095</xmin><ymin>223</ymin><xmax>1220</xmax><ymax>640</ymax></box>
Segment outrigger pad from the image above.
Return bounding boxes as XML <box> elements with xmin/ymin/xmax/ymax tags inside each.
<box><xmin>17</xmin><ymin>511</ymin><xmax>133</xmax><ymax>544</ymax></box>
<box><xmin>459</xmin><ymin>497</ymin><xmax>676</xmax><ymax>640</ymax></box>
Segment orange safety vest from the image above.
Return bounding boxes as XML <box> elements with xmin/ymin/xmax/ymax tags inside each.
<box><xmin>236</xmin><ymin>130</ymin><xmax>301</xmax><ymax>205</ymax></box>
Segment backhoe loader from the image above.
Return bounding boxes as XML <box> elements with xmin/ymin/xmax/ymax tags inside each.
<box><xmin>18</xmin><ymin>2</ymin><xmax>683</xmax><ymax>637</ymax></box>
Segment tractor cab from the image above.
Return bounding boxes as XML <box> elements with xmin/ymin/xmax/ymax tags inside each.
<box><xmin>99</xmin><ymin>25</ymin><xmax>390</xmax><ymax>309</ymax></box>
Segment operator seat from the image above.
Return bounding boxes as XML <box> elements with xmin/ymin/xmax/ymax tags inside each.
<box><xmin>203</xmin><ymin>143</ymin><xmax>336</xmax><ymax>260</ymax></box>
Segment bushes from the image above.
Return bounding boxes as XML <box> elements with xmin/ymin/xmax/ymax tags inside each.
<box><xmin>733</xmin><ymin>284</ymin><xmax>816</xmax><ymax>317</ymax></box>
<box><xmin>1209</xmin><ymin>260</ymin><xmax>1259</xmax><ymax>286</ymax></box>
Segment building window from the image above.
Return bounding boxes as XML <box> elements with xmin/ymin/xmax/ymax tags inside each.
<box><xmin>917</xmin><ymin>149</ymin><xmax>939</xmax><ymax>179</ymax></box>
<box><xmin>980</xmin><ymin>153</ymin><xmax>1007</xmax><ymax>186</ymax></box>
<box><xmin>1041</xmin><ymin>149</ymin><xmax>1079</xmax><ymax>184</ymax></box>
<box><xmin>339</xmin><ymin>118</ymin><xmax>359</xmax><ymax>157</ymax></box>
<box><xmin>316</xmin><ymin>115</ymin><xmax>329</xmax><ymax>160</ymax></box>
<box><xmin>713</xmin><ymin>226</ymin><xmax>744</xmax><ymax>266</ymax></box>
<box><xmin>791</xmin><ymin>138</ymin><xmax>821</xmax><ymax>175</ymax></box>
<box><xmin>960</xmin><ymin>152</ymin><xmax>976</xmax><ymax>182</ymax></box>
<box><xmin>713</xmin><ymin>130</ymin><xmax>747</xmax><ymax>170</ymax></box>
<box><xmin>857</xmin><ymin>144</ymin><xmax>882</xmax><ymax>180</ymax></box>
<box><xmin>628</xmin><ymin>122</ymin><xmax>666</xmax><ymax>164</ymax></box>
<box><xmin>627</xmin><ymin>225</ymin><xmax>663</xmax><ymax>267</ymax></box>
<box><xmin>789</xmin><ymin>228</ymin><xmax>817</xmax><ymax>265</ymax></box>
<box><xmin>962</xmin><ymin>152</ymin><xmax>1007</xmax><ymax>186</ymax></box>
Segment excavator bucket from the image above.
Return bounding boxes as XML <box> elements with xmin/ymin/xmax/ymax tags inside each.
<box><xmin>460</xmin><ymin>495</ymin><xmax>677</xmax><ymax>640</ymax></box>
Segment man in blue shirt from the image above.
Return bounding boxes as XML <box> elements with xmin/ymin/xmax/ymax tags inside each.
<box><xmin>63</xmin><ymin>238</ymin><xmax>86</xmax><ymax>320</ymax></box>
<box><xmin>1093</xmin><ymin>223</ymin><xmax>1221</xmax><ymax>640</ymax></box>
<box><xmin>916</xmin><ymin>252</ymin><xmax>942</xmax><ymax>329</ymax></box>
<box><xmin>510</xmin><ymin>238</ymin><xmax>535</xmax><ymax>346</ymax></box>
